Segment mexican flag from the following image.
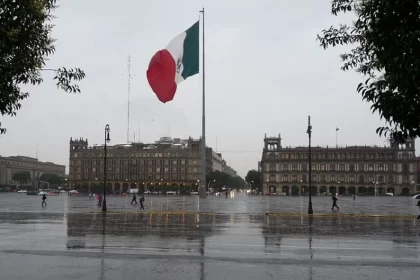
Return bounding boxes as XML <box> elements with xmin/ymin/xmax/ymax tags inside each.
<box><xmin>147</xmin><ymin>21</ymin><xmax>199</xmax><ymax>103</ymax></box>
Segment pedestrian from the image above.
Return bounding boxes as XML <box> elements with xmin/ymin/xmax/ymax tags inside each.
<box><xmin>416</xmin><ymin>200</ymin><xmax>420</xmax><ymax>219</ymax></box>
<box><xmin>131</xmin><ymin>193</ymin><xmax>137</xmax><ymax>205</ymax></box>
<box><xmin>97</xmin><ymin>194</ymin><xmax>102</xmax><ymax>207</ymax></box>
<box><xmin>41</xmin><ymin>194</ymin><xmax>47</xmax><ymax>207</ymax></box>
<box><xmin>88</xmin><ymin>193</ymin><xmax>92</xmax><ymax>200</ymax></box>
<box><xmin>331</xmin><ymin>194</ymin><xmax>339</xmax><ymax>210</ymax></box>
<box><xmin>353</xmin><ymin>193</ymin><xmax>356</xmax><ymax>200</ymax></box>
<box><xmin>139</xmin><ymin>195</ymin><xmax>145</xmax><ymax>210</ymax></box>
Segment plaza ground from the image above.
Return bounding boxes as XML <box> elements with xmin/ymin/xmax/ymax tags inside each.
<box><xmin>0</xmin><ymin>193</ymin><xmax>419</xmax><ymax>279</ymax></box>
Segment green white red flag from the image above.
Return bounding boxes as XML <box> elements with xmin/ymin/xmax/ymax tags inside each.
<box><xmin>147</xmin><ymin>21</ymin><xmax>199</xmax><ymax>103</ymax></box>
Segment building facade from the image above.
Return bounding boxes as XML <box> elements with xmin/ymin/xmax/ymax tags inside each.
<box><xmin>69</xmin><ymin>137</ymin><xmax>219</xmax><ymax>192</ymax></box>
<box><xmin>212</xmin><ymin>152</ymin><xmax>223</xmax><ymax>172</ymax></box>
<box><xmin>0</xmin><ymin>156</ymin><xmax>65</xmax><ymax>188</ymax></box>
<box><xmin>261</xmin><ymin>134</ymin><xmax>417</xmax><ymax>195</ymax></box>
<box><xmin>222</xmin><ymin>161</ymin><xmax>237</xmax><ymax>177</ymax></box>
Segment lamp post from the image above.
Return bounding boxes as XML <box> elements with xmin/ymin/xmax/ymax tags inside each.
<box><xmin>102</xmin><ymin>124</ymin><xmax>110</xmax><ymax>212</ymax></box>
<box><xmin>307</xmin><ymin>116</ymin><xmax>313</xmax><ymax>214</ymax></box>
<box><xmin>207</xmin><ymin>179</ymin><xmax>215</xmax><ymax>194</ymax></box>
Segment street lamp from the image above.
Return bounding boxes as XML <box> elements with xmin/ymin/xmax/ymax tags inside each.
<box><xmin>306</xmin><ymin>116</ymin><xmax>313</xmax><ymax>214</ymax></box>
<box><xmin>102</xmin><ymin>124</ymin><xmax>110</xmax><ymax>212</ymax></box>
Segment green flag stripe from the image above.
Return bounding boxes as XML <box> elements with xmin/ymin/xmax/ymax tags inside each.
<box><xmin>181</xmin><ymin>21</ymin><xmax>199</xmax><ymax>79</ymax></box>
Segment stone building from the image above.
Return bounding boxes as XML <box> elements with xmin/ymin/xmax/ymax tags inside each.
<box><xmin>261</xmin><ymin>134</ymin><xmax>417</xmax><ymax>196</ymax></box>
<box><xmin>211</xmin><ymin>152</ymin><xmax>223</xmax><ymax>172</ymax></box>
<box><xmin>0</xmin><ymin>155</ymin><xmax>65</xmax><ymax>188</ymax></box>
<box><xmin>69</xmin><ymin>137</ymin><xmax>218</xmax><ymax>193</ymax></box>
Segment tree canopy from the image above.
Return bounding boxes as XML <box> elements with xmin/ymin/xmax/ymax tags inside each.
<box><xmin>206</xmin><ymin>171</ymin><xmax>246</xmax><ymax>190</ymax></box>
<box><xmin>0</xmin><ymin>0</ymin><xmax>85</xmax><ymax>134</ymax></box>
<box><xmin>39</xmin><ymin>173</ymin><xmax>65</xmax><ymax>186</ymax></box>
<box><xmin>317</xmin><ymin>0</ymin><xmax>420</xmax><ymax>143</ymax></box>
<box><xmin>12</xmin><ymin>171</ymin><xmax>31</xmax><ymax>184</ymax></box>
<box><xmin>245</xmin><ymin>169</ymin><xmax>262</xmax><ymax>190</ymax></box>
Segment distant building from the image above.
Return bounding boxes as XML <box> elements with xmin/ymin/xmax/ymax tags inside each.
<box><xmin>0</xmin><ymin>156</ymin><xmax>65</xmax><ymax>188</ymax></box>
<box><xmin>69</xmin><ymin>137</ymin><xmax>239</xmax><ymax>192</ymax></box>
<box><xmin>212</xmin><ymin>152</ymin><xmax>223</xmax><ymax>172</ymax></box>
<box><xmin>222</xmin><ymin>160</ymin><xmax>237</xmax><ymax>177</ymax></box>
<box><xmin>260</xmin><ymin>134</ymin><xmax>417</xmax><ymax>195</ymax></box>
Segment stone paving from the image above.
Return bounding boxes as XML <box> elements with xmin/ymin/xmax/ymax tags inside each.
<box><xmin>0</xmin><ymin>193</ymin><xmax>419</xmax><ymax>280</ymax></box>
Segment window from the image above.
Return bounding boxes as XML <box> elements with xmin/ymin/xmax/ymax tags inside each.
<box><xmin>283</xmin><ymin>175</ymin><xmax>288</xmax><ymax>182</ymax></box>
<box><xmin>339</xmin><ymin>175</ymin><xmax>345</xmax><ymax>183</ymax></box>
<box><xmin>292</xmin><ymin>175</ymin><xmax>297</xmax><ymax>182</ymax></box>
<box><xmin>269</xmin><ymin>164</ymin><xmax>276</xmax><ymax>171</ymax></box>
<box><xmin>312</xmin><ymin>175</ymin><xmax>317</xmax><ymax>182</ymax></box>
<box><xmin>339</xmin><ymin>164</ymin><xmax>345</xmax><ymax>171</ymax></box>
<box><xmin>172</xmin><ymin>160</ymin><xmax>178</xmax><ymax>165</ymax></box>
<box><xmin>164</xmin><ymin>167</ymin><xmax>169</xmax><ymax>172</ymax></box>
<box><xmin>330</xmin><ymin>176</ymin><xmax>335</xmax><ymax>182</ymax></box>
<box><xmin>312</xmin><ymin>164</ymin><xmax>317</xmax><ymax>171</ymax></box>
<box><xmin>330</xmin><ymin>164</ymin><xmax>335</xmax><ymax>171</ymax></box>
<box><xmin>302</xmin><ymin>164</ymin><xmax>308</xmax><ymax>171</ymax></box>
<box><xmin>349</xmin><ymin>175</ymin><xmax>355</xmax><ymax>182</ymax></box>
<box><xmin>156</xmin><ymin>167</ymin><xmax>160</xmax><ymax>172</ymax></box>
<box><xmin>321</xmin><ymin>164</ymin><xmax>325</xmax><ymax>171</ymax></box>
<box><xmin>292</xmin><ymin>164</ymin><xmax>298</xmax><ymax>171</ymax></box>
<box><xmin>283</xmin><ymin>164</ymin><xmax>289</xmax><ymax>171</ymax></box>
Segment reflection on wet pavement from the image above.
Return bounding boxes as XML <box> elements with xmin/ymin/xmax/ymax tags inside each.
<box><xmin>0</xmin><ymin>193</ymin><xmax>419</xmax><ymax>279</ymax></box>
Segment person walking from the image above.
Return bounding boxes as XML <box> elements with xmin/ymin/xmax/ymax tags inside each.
<box><xmin>41</xmin><ymin>194</ymin><xmax>47</xmax><ymax>207</ymax></box>
<box><xmin>139</xmin><ymin>195</ymin><xmax>145</xmax><ymax>210</ymax></box>
<box><xmin>97</xmin><ymin>194</ymin><xmax>102</xmax><ymax>207</ymax></box>
<box><xmin>331</xmin><ymin>194</ymin><xmax>339</xmax><ymax>210</ymax></box>
<box><xmin>131</xmin><ymin>193</ymin><xmax>138</xmax><ymax>205</ymax></box>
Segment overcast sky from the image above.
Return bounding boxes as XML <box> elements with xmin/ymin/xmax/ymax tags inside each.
<box><xmin>0</xmin><ymin>0</ymin><xmax>418</xmax><ymax>177</ymax></box>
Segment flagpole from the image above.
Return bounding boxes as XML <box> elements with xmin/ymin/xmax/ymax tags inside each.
<box><xmin>336</xmin><ymin>127</ymin><xmax>338</xmax><ymax>148</ymax></box>
<box><xmin>199</xmin><ymin>8</ymin><xmax>206</xmax><ymax>199</ymax></box>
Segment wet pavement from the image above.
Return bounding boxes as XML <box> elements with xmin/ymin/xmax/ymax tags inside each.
<box><xmin>0</xmin><ymin>193</ymin><xmax>420</xmax><ymax>279</ymax></box>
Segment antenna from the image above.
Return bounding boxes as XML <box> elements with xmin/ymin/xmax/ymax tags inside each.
<box><xmin>36</xmin><ymin>143</ymin><xmax>38</xmax><ymax>159</ymax></box>
<box><xmin>127</xmin><ymin>55</ymin><xmax>131</xmax><ymax>144</ymax></box>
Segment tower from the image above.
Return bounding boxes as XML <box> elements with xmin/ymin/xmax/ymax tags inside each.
<box><xmin>264</xmin><ymin>133</ymin><xmax>282</xmax><ymax>151</ymax></box>
<box><xmin>69</xmin><ymin>137</ymin><xmax>88</xmax><ymax>152</ymax></box>
<box><xmin>69</xmin><ymin>138</ymin><xmax>88</xmax><ymax>188</ymax></box>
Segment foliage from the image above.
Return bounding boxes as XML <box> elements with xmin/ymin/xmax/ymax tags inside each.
<box><xmin>0</xmin><ymin>0</ymin><xmax>85</xmax><ymax>134</ymax></box>
<box><xmin>245</xmin><ymin>169</ymin><xmax>262</xmax><ymax>190</ymax></box>
<box><xmin>206</xmin><ymin>171</ymin><xmax>246</xmax><ymax>190</ymax></box>
<box><xmin>39</xmin><ymin>173</ymin><xmax>65</xmax><ymax>185</ymax></box>
<box><xmin>12</xmin><ymin>171</ymin><xmax>31</xmax><ymax>184</ymax></box>
<box><xmin>317</xmin><ymin>0</ymin><xmax>420</xmax><ymax>143</ymax></box>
